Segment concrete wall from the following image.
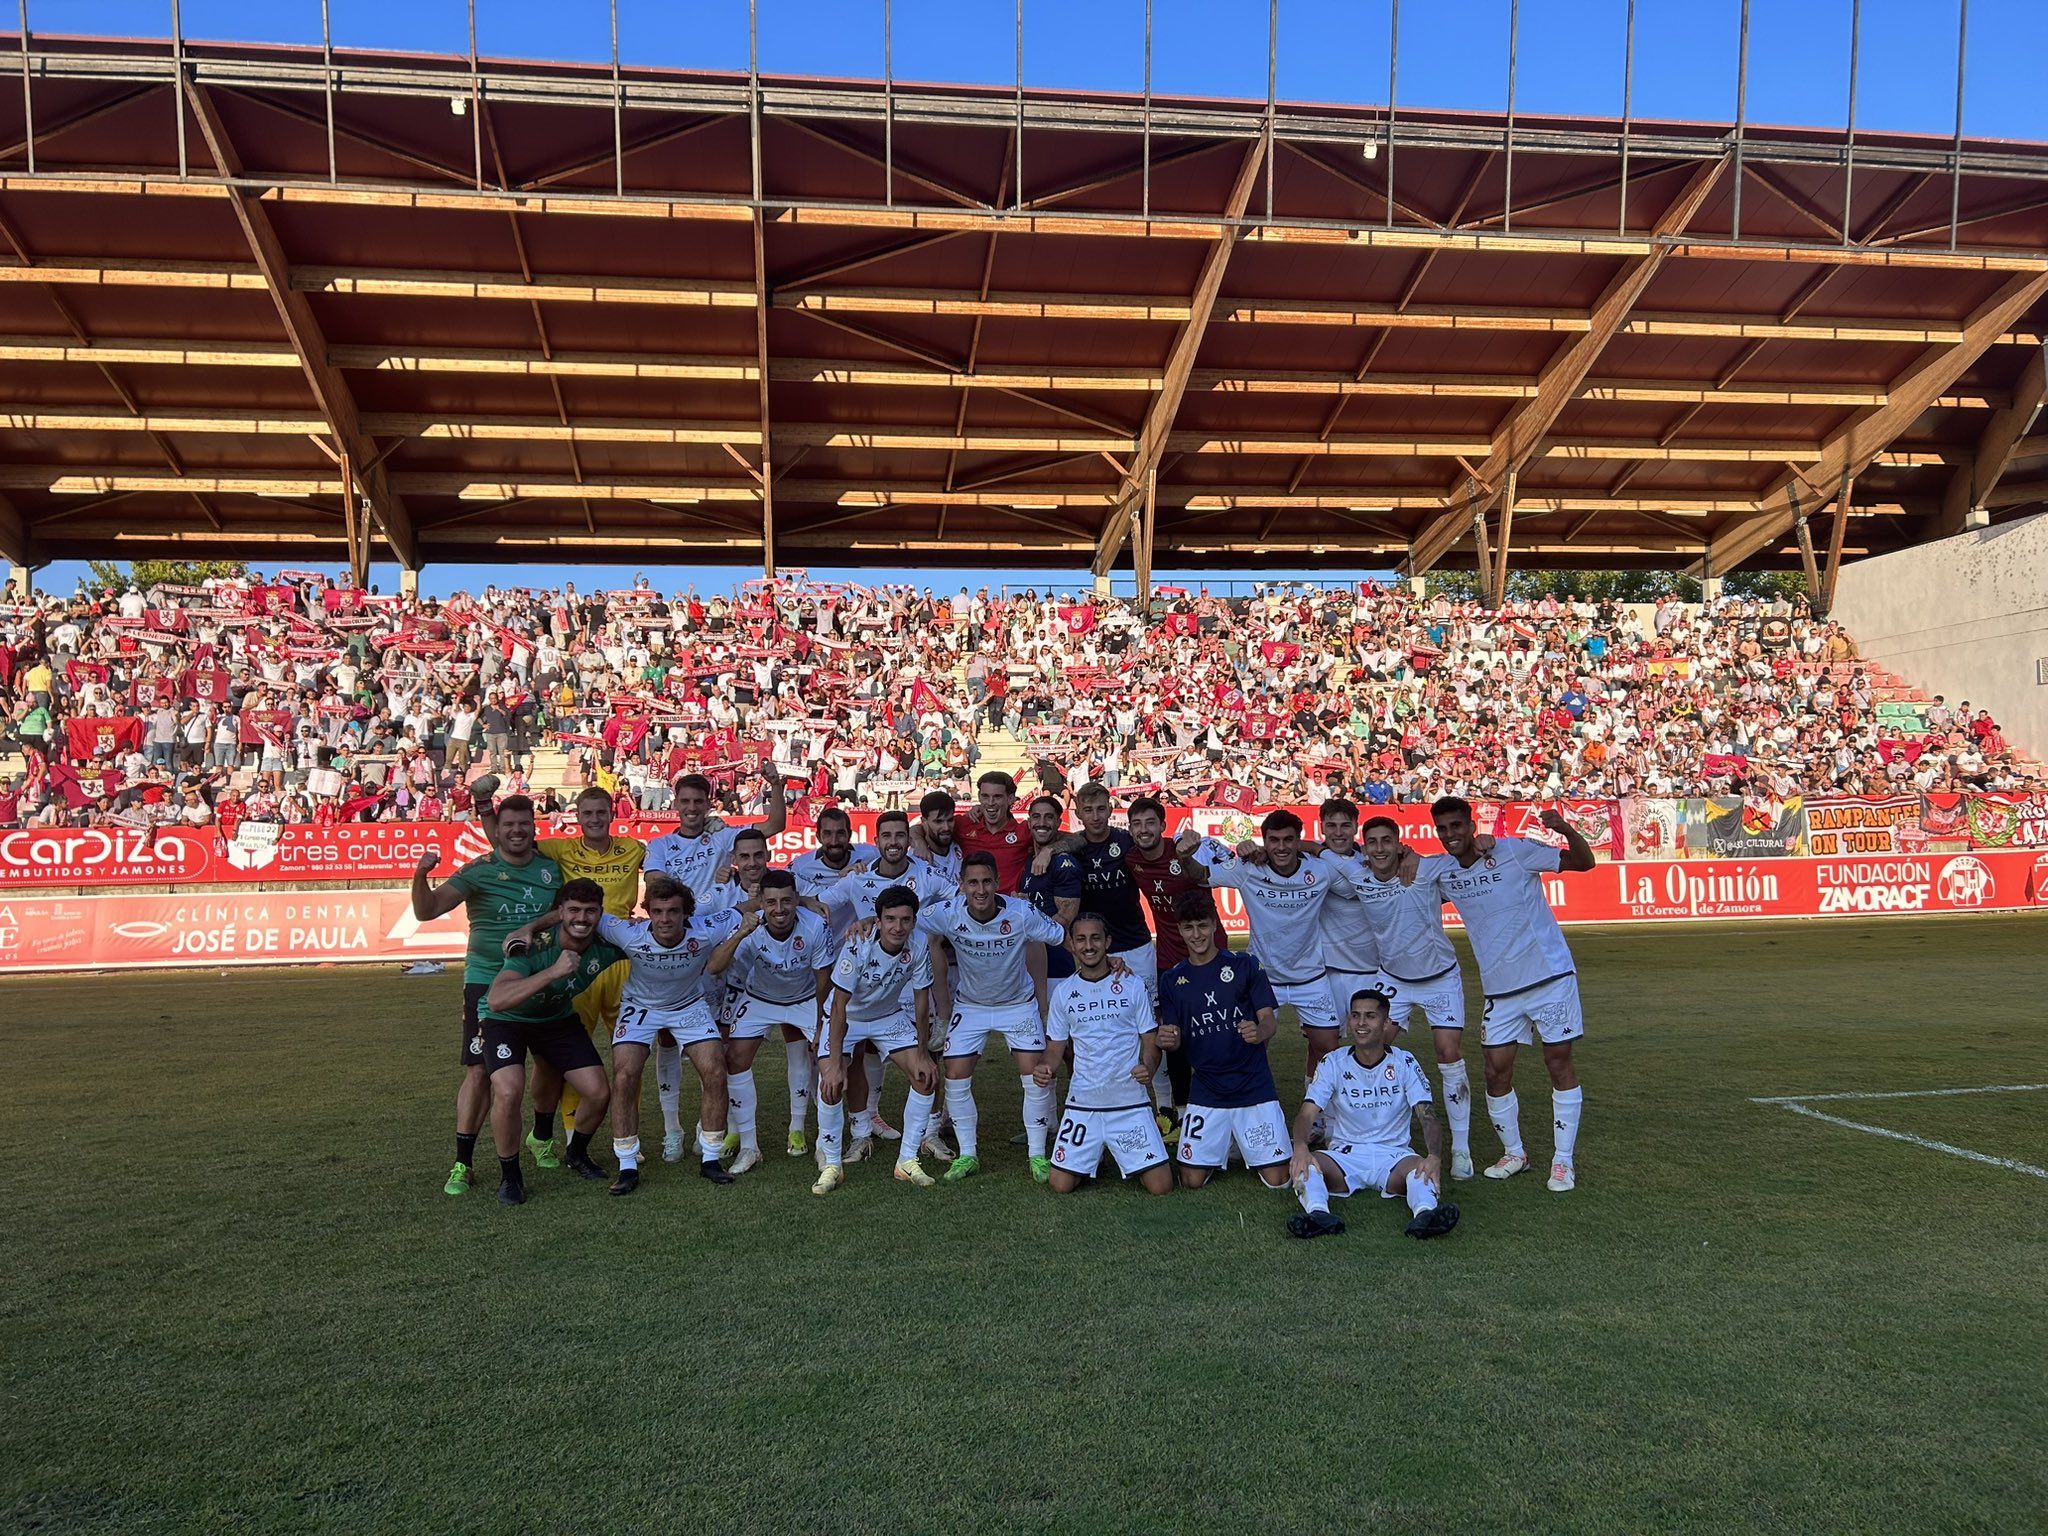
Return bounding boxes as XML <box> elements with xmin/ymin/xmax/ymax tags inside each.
<box><xmin>1830</xmin><ymin>512</ymin><xmax>2048</xmax><ymax>759</ymax></box>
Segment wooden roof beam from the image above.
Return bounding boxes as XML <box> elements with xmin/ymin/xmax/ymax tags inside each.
<box><xmin>1705</xmin><ymin>271</ymin><xmax>2048</xmax><ymax>573</ymax></box>
<box><xmin>0</xmin><ymin>491</ymin><xmax>32</xmax><ymax>567</ymax></box>
<box><xmin>1406</xmin><ymin>157</ymin><xmax>1725</xmax><ymax>577</ymax></box>
<box><xmin>1094</xmin><ymin>142</ymin><xmax>1265</xmax><ymax>578</ymax></box>
<box><xmin>184</xmin><ymin>85</ymin><xmax>419</xmax><ymax>569</ymax></box>
<box><xmin>1938</xmin><ymin>340</ymin><xmax>2048</xmax><ymax>536</ymax></box>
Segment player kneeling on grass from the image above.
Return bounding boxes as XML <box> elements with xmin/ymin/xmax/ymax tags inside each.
<box><xmin>814</xmin><ymin>886</ymin><xmax>943</xmax><ymax>1195</ymax></box>
<box><xmin>1039</xmin><ymin>914</ymin><xmax>1173</xmax><ymax>1196</ymax></box>
<box><xmin>1156</xmin><ymin>890</ymin><xmax>1292</xmax><ymax>1192</ymax></box>
<box><xmin>481</xmin><ymin>878</ymin><xmax>621</xmax><ymax>1205</ymax></box>
<box><xmin>706</xmin><ymin>870</ymin><xmax>832</xmax><ymax>1176</ymax></box>
<box><xmin>1286</xmin><ymin>990</ymin><xmax>1459</xmax><ymax>1241</ymax></box>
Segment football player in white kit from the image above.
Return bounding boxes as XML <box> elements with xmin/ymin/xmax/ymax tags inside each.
<box><xmin>1410</xmin><ymin>798</ymin><xmax>1595</xmax><ymax>1193</ymax></box>
<box><xmin>916</xmin><ymin>851</ymin><xmax>1068</xmax><ymax>1182</ymax></box>
<box><xmin>790</xmin><ymin>805</ymin><xmax>885</xmax><ymax>1145</ymax></box>
<box><xmin>1286</xmin><ymin>989</ymin><xmax>1459</xmax><ymax>1241</ymax></box>
<box><xmin>706</xmin><ymin>870</ymin><xmax>831</xmax><ymax>1174</ymax></box>
<box><xmin>814</xmin><ymin>886</ymin><xmax>943</xmax><ymax>1194</ymax></box>
<box><xmin>819</xmin><ymin>810</ymin><xmax>957</xmax><ymax>1162</ymax></box>
<box><xmin>1303</xmin><ymin>799</ymin><xmax>1385</xmax><ymax>1029</ymax></box>
<box><xmin>908</xmin><ymin>789</ymin><xmax>964</xmax><ymax>882</ymax></box>
<box><xmin>508</xmin><ymin>872</ymin><xmax>745</xmax><ymax>1195</ymax></box>
<box><xmin>642</xmin><ymin>770</ymin><xmax>785</xmax><ymax>1161</ymax></box>
<box><xmin>1180</xmin><ymin>810</ymin><xmax>1355</xmax><ymax>1083</ymax></box>
<box><xmin>1039</xmin><ymin>913</ymin><xmax>1173</xmax><ymax>1196</ymax></box>
<box><xmin>1353</xmin><ymin>815</ymin><xmax>1476</xmax><ymax>1179</ymax></box>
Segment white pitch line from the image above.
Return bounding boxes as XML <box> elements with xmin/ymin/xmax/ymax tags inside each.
<box><xmin>1750</xmin><ymin>1083</ymin><xmax>2048</xmax><ymax>1106</ymax></box>
<box><xmin>1758</xmin><ymin>1101</ymin><xmax>2048</xmax><ymax>1181</ymax></box>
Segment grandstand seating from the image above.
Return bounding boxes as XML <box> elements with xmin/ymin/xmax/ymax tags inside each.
<box><xmin>1</xmin><ymin>571</ymin><xmax>2039</xmax><ymax>831</ymax></box>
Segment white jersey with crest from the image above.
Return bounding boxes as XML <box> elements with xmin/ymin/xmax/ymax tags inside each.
<box><xmin>1305</xmin><ymin>1045</ymin><xmax>1433</xmax><ymax>1149</ymax></box>
<box><xmin>1415</xmin><ymin>836</ymin><xmax>1572</xmax><ymax>996</ymax></box>
<box><xmin>643</xmin><ymin>823</ymin><xmax>742</xmax><ymax>899</ymax></box>
<box><xmin>818</xmin><ymin>858</ymin><xmax>955</xmax><ymax>926</ymax></box>
<box><xmin>919</xmin><ymin>839</ymin><xmax>964</xmax><ymax>884</ymax></box>
<box><xmin>1192</xmin><ymin>838</ymin><xmax>1358</xmax><ymax>985</ymax></box>
<box><xmin>597</xmin><ymin>909</ymin><xmax>743</xmax><ymax>1011</ymax></box>
<box><xmin>790</xmin><ymin>844</ymin><xmax>880</xmax><ymax>948</ymax></box>
<box><xmin>1046</xmin><ymin>970</ymin><xmax>1157</xmax><ymax>1111</ymax></box>
<box><xmin>1350</xmin><ymin>866</ymin><xmax>1459</xmax><ymax>981</ymax></box>
<box><xmin>1314</xmin><ymin>846</ymin><xmax>1384</xmax><ymax>973</ymax></box>
<box><xmin>729</xmin><ymin>908</ymin><xmax>832</xmax><ymax>1005</ymax></box>
<box><xmin>915</xmin><ymin>894</ymin><xmax>1065</xmax><ymax>1008</ymax></box>
<box><xmin>829</xmin><ymin>932</ymin><xmax>935</xmax><ymax>1023</ymax></box>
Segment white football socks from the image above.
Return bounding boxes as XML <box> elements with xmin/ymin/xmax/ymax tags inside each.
<box><xmin>816</xmin><ymin>1096</ymin><xmax>845</xmax><ymax>1167</ymax></box>
<box><xmin>655</xmin><ymin>1040</ymin><xmax>684</xmax><ymax>1136</ymax></box>
<box><xmin>1297</xmin><ymin>1162</ymin><xmax>1331</xmax><ymax>1214</ymax></box>
<box><xmin>863</xmin><ymin>1050</ymin><xmax>885</xmax><ymax>1106</ymax></box>
<box><xmin>696</xmin><ymin>1125</ymin><xmax>723</xmax><ymax>1162</ymax></box>
<box><xmin>1553</xmin><ymin>1085</ymin><xmax>1584</xmax><ymax>1165</ymax></box>
<box><xmin>1021</xmin><ymin>1074</ymin><xmax>1054</xmax><ymax>1157</ymax></box>
<box><xmin>613</xmin><ymin>1135</ymin><xmax>641</xmax><ymax>1172</ymax></box>
<box><xmin>1405</xmin><ymin>1168</ymin><xmax>1439</xmax><ymax>1216</ymax></box>
<box><xmin>729</xmin><ymin>1068</ymin><xmax>758</xmax><ymax>1152</ymax></box>
<box><xmin>943</xmin><ymin>1079</ymin><xmax>979</xmax><ymax>1159</ymax></box>
<box><xmin>1487</xmin><ymin>1090</ymin><xmax>1525</xmax><ymax>1159</ymax></box>
<box><xmin>1439</xmin><ymin>1059</ymin><xmax>1473</xmax><ymax>1156</ymax></box>
<box><xmin>784</xmin><ymin>1041</ymin><xmax>813</xmax><ymax>1133</ymax></box>
<box><xmin>899</xmin><ymin>1089</ymin><xmax>935</xmax><ymax>1162</ymax></box>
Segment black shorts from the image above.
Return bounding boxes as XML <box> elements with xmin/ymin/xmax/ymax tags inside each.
<box><xmin>459</xmin><ymin>982</ymin><xmax>489</xmax><ymax>1067</ymax></box>
<box><xmin>481</xmin><ymin>1014</ymin><xmax>603</xmax><ymax>1077</ymax></box>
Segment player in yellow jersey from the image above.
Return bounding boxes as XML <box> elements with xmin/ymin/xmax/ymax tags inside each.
<box><xmin>536</xmin><ymin>786</ymin><xmax>646</xmax><ymax>1135</ymax></box>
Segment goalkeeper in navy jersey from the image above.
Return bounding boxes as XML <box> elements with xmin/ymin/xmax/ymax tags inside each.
<box><xmin>1154</xmin><ymin>890</ymin><xmax>1290</xmax><ymax>1191</ymax></box>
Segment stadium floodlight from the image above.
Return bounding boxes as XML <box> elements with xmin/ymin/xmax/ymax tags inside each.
<box><xmin>1361</xmin><ymin>141</ymin><xmax>1380</xmax><ymax>161</ymax></box>
<box><xmin>450</xmin><ymin>96</ymin><xmax>467</xmax><ymax>116</ymax></box>
<box><xmin>1963</xmin><ymin>506</ymin><xmax>1990</xmax><ymax>530</ymax></box>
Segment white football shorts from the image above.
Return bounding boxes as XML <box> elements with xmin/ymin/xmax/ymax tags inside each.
<box><xmin>1175</xmin><ymin>1099</ymin><xmax>1291</xmax><ymax>1170</ymax></box>
<box><xmin>943</xmin><ymin>999</ymin><xmax>1048</xmax><ymax>1058</ymax></box>
<box><xmin>612</xmin><ymin>996</ymin><xmax>717</xmax><ymax>1049</ymax></box>
<box><xmin>1051</xmin><ymin>1103</ymin><xmax>1169</xmax><ymax>1179</ymax></box>
<box><xmin>723</xmin><ymin>990</ymin><xmax>819</xmax><ymax>1043</ymax></box>
<box><xmin>1323</xmin><ymin>969</ymin><xmax>1389</xmax><ymax>1037</ymax></box>
<box><xmin>838</xmin><ymin>1010</ymin><xmax>921</xmax><ymax>1057</ymax></box>
<box><xmin>1381</xmin><ymin>965</ymin><xmax>1468</xmax><ymax>1032</ymax></box>
<box><xmin>1320</xmin><ymin>1139</ymin><xmax>1417</xmax><ymax>1198</ymax></box>
<box><xmin>1480</xmin><ymin>972</ymin><xmax>1584</xmax><ymax>1049</ymax></box>
<box><xmin>1271</xmin><ymin>977</ymin><xmax>1343</xmax><ymax>1035</ymax></box>
<box><xmin>1112</xmin><ymin>941</ymin><xmax>1158</xmax><ymax>1004</ymax></box>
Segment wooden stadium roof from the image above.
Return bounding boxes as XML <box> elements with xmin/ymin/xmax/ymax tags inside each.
<box><xmin>1</xmin><ymin>30</ymin><xmax>2046</xmax><ymax>593</ymax></box>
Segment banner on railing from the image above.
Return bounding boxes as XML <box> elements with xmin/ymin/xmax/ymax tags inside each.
<box><xmin>5</xmin><ymin>850</ymin><xmax>2041</xmax><ymax>974</ymax></box>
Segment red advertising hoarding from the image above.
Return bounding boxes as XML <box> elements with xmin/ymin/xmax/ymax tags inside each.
<box><xmin>5</xmin><ymin>850</ymin><xmax>2041</xmax><ymax>975</ymax></box>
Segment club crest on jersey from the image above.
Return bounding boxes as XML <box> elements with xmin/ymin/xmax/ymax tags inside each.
<box><xmin>1384</xmin><ymin>1065</ymin><xmax>1396</xmax><ymax>1080</ymax></box>
<box><xmin>1219</xmin><ymin>965</ymin><xmax>1234</xmax><ymax>983</ymax></box>
<box><xmin>540</xmin><ymin>867</ymin><xmax>556</xmax><ymax>884</ymax></box>
<box><xmin>1004</xmin><ymin>831</ymin><xmax>1018</xmax><ymax>844</ymax></box>
<box><xmin>496</xmin><ymin>1044</ymin><xmax>512</xmax><ymax>1060</ymax></box>
<box><xmin>686</xmin><ymin>939</ymin><xmax>701</xmax><ymax>954</ymax></box>
<box><xmin>999</xmin><ymin>919</ymin><xmax>1012</xmax><ymax>934</ymax></box>
<box><xmin>470</xmin><ymin>1032</ymin><xmax>484</xmax><ymax>1056</ymax></box>
<box><xmin>1168</xmin><ymin>859</ymin><xmax>1182</xmax><ymax>876</ymax></box>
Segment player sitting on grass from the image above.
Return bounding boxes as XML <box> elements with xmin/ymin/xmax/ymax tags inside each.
<box><xmin>1286</xmin><ymin>989</ymin><xmax>1460</xmax><ymax>1241</ymax></box>
<box><xmin>706</xmin><ymin>870</ymin><xmax>832</xmax><ymax>1176</ymax></box>
<box><xmin>480</xmin><ymin>877</ymin><xmax>620</xmax><ymax>1205</ymax></box>
<box><xmin>1155</xmin><ymin>891</ymin><xmax>1291</xmax><ymax>1192</ymax></box>
<box><xmin>1039</xmin><ymin>913</ymin><xmax>1173</xmax><ymax>1197</ymax></box>
<box><xmin>814</xmin><ymin>886</ymin><xmax>943</xmax><ymax>1195</ymax></box>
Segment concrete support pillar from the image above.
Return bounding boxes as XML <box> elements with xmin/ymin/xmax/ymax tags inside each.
<box><xmin>1406</xmin><ymin>575</ymin><xmax>1426</xmax><ymax>598</ymax></box>
<box><xmin>1700</xmin><ymin>575</ymin><xmax>1724</xmax><ymax>604</ymax></box>
<box><xmin>1092</xmin><ymin>571</ymin><xmax>1111</xmax><ymax>599</ymax></box>
<box><xmin>4</xmin><ymin>564</ymin><xmax>30</xmax><ymax>601</ymax></box>
<box><xmin>399</xmin><ymin>567</ymin><xmax>420</xmax><ymax>600</ymax></box>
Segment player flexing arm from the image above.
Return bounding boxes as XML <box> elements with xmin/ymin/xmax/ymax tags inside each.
<box><xmin>411</xmin><ymin>793</ymin><xmax>562</xmax><ymax>1198</ymax></box>
<box><xmin>1415</xmin><ymin>798</ymin><xmax>1594</xmax><ymax>1194</ymax></box>
<box><xmin>1284</xmin><ymin>990</ymin><xmax>1459</xmax><ymax>1241</ymax></box>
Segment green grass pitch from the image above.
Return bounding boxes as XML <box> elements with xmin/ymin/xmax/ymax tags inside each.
<box><xmin>3</xmin><ymin>916</ymin><xmax>2044</xmax><ymax>1534</ymax></box>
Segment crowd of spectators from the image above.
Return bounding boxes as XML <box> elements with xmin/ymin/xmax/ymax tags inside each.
<box><xmin>0</xmin><ymin>566</ymin><xmax>2040</xmax><ymax>833</ymax></box>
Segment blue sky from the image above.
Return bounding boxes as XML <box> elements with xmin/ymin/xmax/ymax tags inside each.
<box><xmin>19</xmin><ymin>2</ymin><xmax>2048</xmax><ymax>597</ymax></box>
<box><xmin>31</xmin><ymin>0</ymin><xmax>2048</xmax><ymax>139</ymax></box>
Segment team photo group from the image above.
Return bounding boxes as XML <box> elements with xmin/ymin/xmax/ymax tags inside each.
<box><xmin>414</xmin><ymin>764</ymin><xmax>1597</xmax><ymax>1241</ymax></box>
